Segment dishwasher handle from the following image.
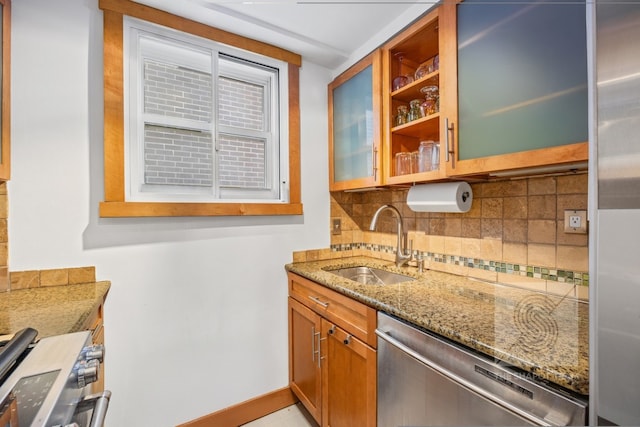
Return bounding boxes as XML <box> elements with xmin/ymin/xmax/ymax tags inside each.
<box><xmin>375</xmin><ymin>329</ymin><xmax>553</xmax><ymax>427</ymax></box>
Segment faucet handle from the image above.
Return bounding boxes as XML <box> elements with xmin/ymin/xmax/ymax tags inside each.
<box><xmin>417</xmin><ymin>253</ymin><xmax>424</xmax><ymax>273</ymax></box>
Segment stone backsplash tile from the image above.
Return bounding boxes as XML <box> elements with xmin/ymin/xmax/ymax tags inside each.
<box><xmin>0</xmin><ymin>190</ymin><xmax>7</xmax><ymax>219</ymax></box>
<box><xmin>527</xmin><ymin>243</ymin><xmax>557</xmax><ymax>268</ymax></box>
<box><xmin>290</xmin><ymin>243</ymin><xmax>589</xmax><ymax>300</ymax></box>
<box><xmin>10</xmin><ymin>271</ymin><xmax>40</xmax><ymax>290</ymax></box>
<box><xmin>325</xmin><ymin>173</ymin><xmax>589</xmax><ymax>300</ymax></box>
<box><xmin>40</xmin><ymin>269</ymin><xmax>69</xmax><ymax>287</ymax></box>
<box><xmin>529</xmin><ymin>176</ymin><xmax>557</xmax><ymax>195</ymax></box>
<box><xmin>0</xmin><ymin>267</ymin><xmax>8</xmax><ymax>292</ymax></box>
<box><xmin>9</xmin><ymin>266</ymin><xmax>97</xmax><ymax>291</ymax></box>
<box><xmin>69</xmin><ymin>267</ymin><xmax>96</xmax><ymax>284</ymax></box>
<box><xmin>557</xmin><ymin>245</ymin><xmax>589</xmax><ymax>272</ymax></box>
<box><xmin>557</xmin><ymin>173</ymin><xmax>588</xmax><ymax>194</ymax></box>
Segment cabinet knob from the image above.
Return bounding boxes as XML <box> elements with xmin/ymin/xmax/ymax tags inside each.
<box><xmin>343</xmin><ymin>335</ymin><xmax>352</xmax><ymax>345</ymax></box>
<box><xmin>328</xmin><ymin>325</ymin><xmax>335</xmax><ymax>335</ymax></box>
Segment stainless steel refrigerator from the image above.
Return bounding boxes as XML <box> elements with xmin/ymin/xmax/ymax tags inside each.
<box><xmin>591</xmin><ymin>1</ymin><xmax>640</xmax><ymax>425</ymax></box>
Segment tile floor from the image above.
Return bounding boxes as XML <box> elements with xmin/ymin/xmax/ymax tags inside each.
<box><xmin>241</xmin><ymin>403</ymin><xmax>318</xmax><ymax>427</ymax></box>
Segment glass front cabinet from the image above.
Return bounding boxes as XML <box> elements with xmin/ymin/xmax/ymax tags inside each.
<box><xmin>441</xmin><ymin>0</ymin><xmax>589</xmax><ymax>177</ymax></box>
<box><xmin>328</xmin><ymin>50</ymin><xmax>382</xmax><ymax>191</ymax></box>
<box><xmin>328</xmin><ymin>0</ymin><xmax>589</xmax><ymax>191</ymax></box>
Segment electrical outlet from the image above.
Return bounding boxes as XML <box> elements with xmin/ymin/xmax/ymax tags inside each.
<box><xmin>564</xmin><ymin>210</ymin><xmax>588</xmax><ymax>234</ymax></box>
<box><xmin>332</xmin><ymin>218</ymin><xmax>342</xmax><ymax>235</ymax></box>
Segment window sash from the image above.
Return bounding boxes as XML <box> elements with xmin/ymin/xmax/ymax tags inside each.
<box><xmin>99</xmin><ymin>0</ymin><xmax>302</xmax><ymax>217</ymax></box>
<box><xmin>124</xmin><ymin>17</ymin><xmax>286</xmax><ymax>203</ymax></box>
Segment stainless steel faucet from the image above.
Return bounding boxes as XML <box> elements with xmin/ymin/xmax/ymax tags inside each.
<box><xmin>369</xmin><ymin>204</ymin><xmax>412</xmax><ymax>267</ymax></box>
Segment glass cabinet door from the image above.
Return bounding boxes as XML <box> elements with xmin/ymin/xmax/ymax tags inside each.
<box><xmin>329</xmin><ymin>50</ymin><xmax>382</xmax><ymax>191</ymax></box>
<box><xmin>442</xmin><ymin>0</ymin><xmax>589</xmax><ymax>176</ymax></box>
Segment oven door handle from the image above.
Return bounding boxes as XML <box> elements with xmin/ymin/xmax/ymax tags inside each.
<box><xmin>75</xmin><ymin>390</ymin><xmax>112</xmax><ymax>427</ymax></box>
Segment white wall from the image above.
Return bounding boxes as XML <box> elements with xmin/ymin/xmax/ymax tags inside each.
<box><xmin>8</xmin><ymin>1</ymin><xmax>331</xmax><ymax>426</ymax></box>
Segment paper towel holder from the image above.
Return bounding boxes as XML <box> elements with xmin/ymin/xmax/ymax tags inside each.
<box><xmin>406</xmin><ymin>182</ymin><xmax>473</xmax><ymax>213</ymax></box>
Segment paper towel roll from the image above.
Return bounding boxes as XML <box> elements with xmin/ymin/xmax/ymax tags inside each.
<box><xmin>407</xmin><ymin>182</ymin><xmax>473</xmax><ymax>213</ymax></box>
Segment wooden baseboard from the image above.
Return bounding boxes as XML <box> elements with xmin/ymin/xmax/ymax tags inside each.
<box><xmin>176</xmin><ymin>386</ymin><xmax>298</xmax><ymax>427</ymax></box>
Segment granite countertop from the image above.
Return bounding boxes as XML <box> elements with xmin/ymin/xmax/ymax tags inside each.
<box><xmin>0</xmin><ymin>281</ymin><xmax>111</xmax><ymax>340</ymax></box>
<box><xmin>286</xmin><ymin>256</ymin><xmax>589</xmax><ymax>395</ymax></box>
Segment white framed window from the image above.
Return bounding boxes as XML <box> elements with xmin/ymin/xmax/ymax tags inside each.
<box><xmin>124</xmin><ymin>18</ymin><xmax>289</xmax><ymax>204</ymax></box>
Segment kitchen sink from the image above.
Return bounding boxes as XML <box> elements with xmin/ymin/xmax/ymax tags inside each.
<box><xmin>324</xmin><ymin>266</ymin><xmax>415</xmax><ymax>286</ymax></box>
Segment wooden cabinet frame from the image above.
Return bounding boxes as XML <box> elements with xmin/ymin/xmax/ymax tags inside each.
<box><xmin>382</xmin><ymin>7</ymin><xmax>448</xmax><ymax>186</ymax></box>
<box><xmin>329</xmin><ymin>2</ymin><xmax>589</xmax><ymax>192</ymax></box>
<box><xmin>0</xmin><ymin>0</ymin><xmax>10</xmax><ymax>181</ymax></box>
<box><xmin>329</xmin><ymin>50</ymin><xmax>383</xmax><ymax>191</ymax></box>
<box><xmin>99</xmin><ymin>0</ymin><xmax>303</xmax><ymax>217</ymax></box>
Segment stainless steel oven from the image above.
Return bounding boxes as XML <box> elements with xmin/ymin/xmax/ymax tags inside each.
<box><xmin>0</xmin><ymin>328</ymin><xmax>110</xmax><ymax>427</ymax></box>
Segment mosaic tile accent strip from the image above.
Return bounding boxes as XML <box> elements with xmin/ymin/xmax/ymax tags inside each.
<box><xmin>330</xmin><ymin>243</ymin><xmax>589</xmax><ymax>286</ymax></box>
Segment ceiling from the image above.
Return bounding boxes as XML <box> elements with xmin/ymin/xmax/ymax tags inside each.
<box><xmin>131</xmin><ymin>0</ymin><xmax>434</xmax><ymax>70</ymax></box>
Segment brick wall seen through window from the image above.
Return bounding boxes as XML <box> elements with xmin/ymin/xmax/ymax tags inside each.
<box><xmin>141</xmin><ymin>59</ymin><xmax>268</xmax><ymax>189</ymax></box>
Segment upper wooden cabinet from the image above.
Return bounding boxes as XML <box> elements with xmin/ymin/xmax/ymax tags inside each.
<box><xmin>382</xmin><ymin>7</ymin><xmax>449</xmax><ymax>185</ymax></box>
<box><xmin>441</xmin><ymin>0</ymin><xmax>588</xmax><ymax>177</ymax></box>
<box><xmin>328</xmin><ymin>1</ymin><xmax>589</xmax><ymax>191</ymax></box>
<box><xmin>0</xmin><ymin>0</ymin><xmax>10</xmax><ymax>181</ymax></box>
<box><xmin>328</xmin><ymin>50</ymin><xmax>383</xmax><ymax>191</ymax></box>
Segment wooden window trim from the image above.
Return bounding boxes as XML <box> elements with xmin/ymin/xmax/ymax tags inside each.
<box><xmin>0</xmin><ymin>0</ymin><xmax>11</xmax><ymax>181</ymax></box>
<box><xmin>98</xmin><ymin>0</ymin><xmax>302</xmax><ymax>217</ymax></box>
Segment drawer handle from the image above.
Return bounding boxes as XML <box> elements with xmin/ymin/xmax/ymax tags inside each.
<box><xmin>308</xmin><ymin>296</ymin><xmax>329</xmax><ymax>308</ymax></box>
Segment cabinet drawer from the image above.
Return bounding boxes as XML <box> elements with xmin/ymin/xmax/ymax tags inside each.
<box><xmin>288</xmin><ymin>273</ymin><xmax>376</xmax><ymax>348</ymax></box>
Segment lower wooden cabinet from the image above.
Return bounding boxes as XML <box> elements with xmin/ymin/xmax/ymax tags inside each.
<box><xmin>322</xmin><ymin>320</ymin><xmax>376</xmax><ymax>426</ymax></box>
<box><xmin>91</xmin><ymin>317</ymin><xmax>105</xmax><ymax>394</ymax></box>
<box><xmin>288</xmin><ymin>273</ymin><xmax>377</xmax><ymax>427</ymax></box>
<box><xmin>85</xmin><ymin>303</ymin><xmax>106</xmax><ymax>394</ymax></box>
<box><xmin>289</xmin><ymin>297</ymin><xmax>322</xmax><ymax>422</ymax></box>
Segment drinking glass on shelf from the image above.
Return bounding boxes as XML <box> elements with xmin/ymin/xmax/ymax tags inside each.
<box><xmin>395</xmin><ymin>152</ymin><xmax>411</xmax><ymax>176</ymax></box>
<box><xmin>418</xmin><ymin>140</ymin><xmax>434</xmax><ymax>172</ymax></box>
<box><xmin>431</xmin><ymin>142</ymin><xmax>440</xmax><ymax>170</ymax></box>
<box><xmin>414</xmin><ymin>60</ymin><xmax>434</xmax><ymax>81</ymax></box>
<box><xmin>411</xmin><ymin>151</ymin><xmax>419</xmax><ymax>174</ymax></box>
<box><xmin>395</xmin><ymin>105</ymin><xmax>408</xmax><ymax>126</ymax></box>
<box><xmin>408</xmin><ymin>99</ymin><xmax>423</xmax><ymax>121</ymax></box>
<box><xmin>420</xmin><ymin>85</ymin><xmax>439</xmax><ymax>116</ymax></box>
<box><xmin>392</xmin><ymin>52</ymin><xmax>412</xmax><ymax>91</ymax></box>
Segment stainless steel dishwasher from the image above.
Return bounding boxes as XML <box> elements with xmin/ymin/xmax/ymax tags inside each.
<box><xmin>376</xmin><ymin>312</ymin><xmax>588</xmax><ymax>426</ymax></box>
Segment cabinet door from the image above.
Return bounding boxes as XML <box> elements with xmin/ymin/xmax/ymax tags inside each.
<box><xmin>382</xmin><ymin>7</ymin><xmax>448</xmax><ymax>186</ymax></box>
<box><xmin>441</xmin><ymin>0</ymin><xmax>588</xmax><ymax>177</ymax></box>
<box><xmin>91</xmin><ymin>320</ymin><xmax>105</xmax><ymax>394</ymax></box>
<box><xmin>328</xmin><ymin>50</ymin><xmax>382</xmax><ymax>191</ymax></box>
<box><xmin>321</xmin><ymin>320</ymin><xmax>376</xmax><ymax>427</ymax></box>
<box><xmin>289</xmin><ymin>297</ymin><xmax>322</xmax><ymax>424</ymax></box>
<box><xmin>0</xmin><ymin>0</ymin><xmax>10</xmax><ymax>181</ymax></box>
